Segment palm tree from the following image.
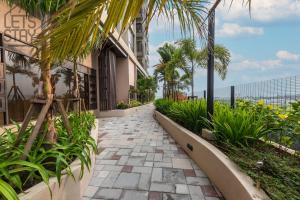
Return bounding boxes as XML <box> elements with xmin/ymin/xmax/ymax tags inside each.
<box><xmin>178</xmin><ymin>38</ymin><xmax>231</xmax><ymax>97</ymax></box>
<box><xmin>154</xmin><ymin>43</ymin><xmax>190</xmax><ymax>100</ymax></box>
<box><xmin>154</xmin><ymin>43</ymin><xmax>176</xmax><ymax>98</ymax></box>
<box><xmin>36</xmin><ymin>0</ymin><xmax>211</xmax><ymax>63</ymax></box>
<box><xmin>6</xmin><ymin>0</ymin><xmax>67</xmax><ymax>143</ymax></box>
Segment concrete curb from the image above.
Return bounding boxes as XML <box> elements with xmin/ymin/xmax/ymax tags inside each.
<box><xmin>19</xmin><ymin>119</ymin><xmax>99</xmax><ymax>200</ymax></box>
<box><xmin>154</xmin><ymin>111</ymin><xmax>269</xmax><ymax>200</ymax></box>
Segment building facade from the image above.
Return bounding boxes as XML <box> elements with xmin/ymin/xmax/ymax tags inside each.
<box><xmin>136</xmin><ymin>4</ymin><xmax>150</xmax><ymax>70</ymax></box>
<box><xmin>0</xmin><ymin>2</ymin><xmax>149</xmax><ymax>125</ymax></box>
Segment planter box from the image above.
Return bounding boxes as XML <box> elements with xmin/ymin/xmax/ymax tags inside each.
<box><xmin>18</xmin><ymin>119</ymin><xmax>99</xmax><ymax>200</ymax></box>
<box><xmin>154</xmin><ymin>111</ymin><xmax>269</xmax><ymax>200</ymax></box>
<box><xmin>201</xmin><ymin>128</ymin><xmax>216</xmax><ymax>141</ymax></box>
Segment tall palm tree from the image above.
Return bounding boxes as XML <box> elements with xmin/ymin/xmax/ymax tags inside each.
<box><xmin>154</xmin><ymin>43</ymin><xmax>189</xmax><ymax>100</ymax></box>
<box><xmin>177</xmin><ymin>39</ymin><xmax>198</xmax><ymax>97</ymax></box>
<box><xmin>154</xmin><ymin>43</ymin><xmax>176</xmax><ymax>98</ymax></box>
<box><xmin>6</xmin><ymin>0</ymin><xmax>67</xmax><ymax>143</ymax></box>
<box><xmin>178</xmin><ymin>38</ymin><xmax>231</xmax><ymax>97</ymax></box>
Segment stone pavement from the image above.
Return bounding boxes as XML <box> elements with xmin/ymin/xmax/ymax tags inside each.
<box><xmin>83</xmin><ymin>104</ymin><xmax>223</xmax><ymax>200</ymax></box>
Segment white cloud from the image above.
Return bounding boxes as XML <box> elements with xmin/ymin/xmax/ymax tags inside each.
<box><xmin>217</xmin><ymin>23</ymin><xmax>264</xmax><ymax>37</ymax></box>
<box><xmin>230</xmin><ymin>50</ymin><xmax>300</xmax><ymax>71</ymax></box>
<box><xmin>230</xmin><ymin>59</ymin><xmax>282</xmax><ymax>71</ymax></box>
<box><xmin>218</xmin><ymin>0</ymin><xmax>300</xmax><ymax>22</ymax></box>
<box><xmin>276</xmin><ymin>50</ymin><xmax>300</xmax><ymax>61</ymax></box>
<box><xmin>148</xmin><ymin>14</ymin><xmax>180</xmax><ymax>33</ymax></box>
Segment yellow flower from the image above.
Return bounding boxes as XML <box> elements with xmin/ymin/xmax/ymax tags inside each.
<box><xmin>267</xmin><ymin>105</ymin><xmax>273</xmax><ymax>110</ymax></box>
<box><xmin>257</xmin><ymin>99</ymin><xmax>265</xmax><ymax>106</ymax></box>
<box><xmin>278</xmin><ymin>114</ymin><xmax>288</xmax><ymax>120</ymax></box>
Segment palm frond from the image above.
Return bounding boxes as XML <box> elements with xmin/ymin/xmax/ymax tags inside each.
<box><xmin>36</xmin><ymin>0</ymin><xmax>208</xmax><ymax>63</ymax></box>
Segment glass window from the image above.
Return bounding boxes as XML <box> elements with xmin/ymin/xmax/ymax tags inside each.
<box><xmin>128</xmin><ymin>29</ymin><xmax>135</xmax><ymax>52</ymax></box>
<box><xmin>5</xmin><ymin>50</ymin><xmax>40</xmax><ymax>122</ymax></box>
<box><xmin>137</xmin><ymin>41</ymin><xmax>143</xmax><ymax>52</ymax></box>
<box><xmin>4</xmin><ymin>51</ymin><xmax>94</xmax><ymax>123</ymax></box>
<box><xmin>136</xmin><ymin>24</ymin><xmax>142</xmax><ymax>33</ymax></box>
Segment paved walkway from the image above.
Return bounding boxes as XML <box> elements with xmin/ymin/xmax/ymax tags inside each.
<box><xmin>83</xmin><ymin>104</ymin><xmax>223</xmax><ymax>200</ymax></box>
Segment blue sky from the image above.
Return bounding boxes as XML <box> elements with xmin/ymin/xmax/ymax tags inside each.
<box><xmin>148</xmin><ymin>0</ymin><xmax>300</xmax><ymax>97</ymax></box>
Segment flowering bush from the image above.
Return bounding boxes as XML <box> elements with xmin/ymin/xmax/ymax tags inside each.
<box><xmin>237</xmin><ymin>99</ymin><xmax>300</xmax><ymax>148</ymax></box>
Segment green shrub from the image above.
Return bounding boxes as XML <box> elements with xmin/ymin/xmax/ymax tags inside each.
<box><xmin>129</xmin><ymin>100</ymin><xmax>142</xmax><ymax>108</ymax></box>
<box><xmin>211</xmin><ymin>104</ymin><xmax>270</xmax><ymax>146</ymax></box>
<box><xmin>154</xmin><ymin>98</ymin><xmax>173</xmax><ymax>115</ymax></box>
<box><xmin>168</xmin><ymin>100</ymin><xmax>207</xmax><ymax>134</ymax></box>
<box><xmin>0</xmin><ymin>112</ymin><xmax>96</xmax><ymax>200</ymax></box>
<box><xmin>237</xmin><ymin>99</ymin><xmax>300</xmax><ymax>149</ymax></box>
<box><xmin>116</xmin><ymin>101</ymin><xmax>129</xmax><ymax>109</ymax></box>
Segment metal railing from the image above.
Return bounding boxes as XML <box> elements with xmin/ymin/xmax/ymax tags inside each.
<box><xmin>200</xmin><ymin>75</ymin><xmax>300</xmax><ymax>109</ymax></box>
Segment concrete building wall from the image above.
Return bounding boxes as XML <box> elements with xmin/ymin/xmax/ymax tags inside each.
<box><xmin>115</xmin><ymin>57</ymin><xmax>137</xmax><ymax>104</ymax></box>
<box><xmin>116</xmin><ymin>57</ymin><xmax>129</xmax><ymax>103</ymax></box>
<box><xmin>128</xmin><ymin>59</ymin><xmax>135</xmax><ymax>86</ymax></box>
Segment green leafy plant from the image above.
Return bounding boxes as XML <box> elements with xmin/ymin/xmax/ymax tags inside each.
<box><xmin>0</xmin><ymin>112</ymin><xmax>96</xmax><ymax>200</ymax></box>
<box><xmin>116</xmin><ymin>101</ymin><xmax>129</xmax><ymax>109</ymax></box>
<box><xmin>237</xmin><ymin>99</ymin><xmax>300</xmax><ymax>149</ymax></box>
<box><xmin>136</xmin><ymin>76</ymin><xmax>157</xmax><ymax>103</ymax></box>
<box><xmin>0</xmin><ymin>178</ymin><xmax>19</xmax><ymax>200</ymax></box>
<box><xmin>129</xmin><ymin>100</ymin><xmax>142</xmax><ymax>108</ymax></box>
<box><xmin>211</xmin><ymin>104</ymin><xmax>270</xmax><ymax>146</ymax></box>
<box><xmin>154</xmin><ymin>98</ymin><xmax>174</xmax><ymax>115</ymax></box>
<box><xmin>168</xmin><ymin>100</ymin><xmax>207</xmax><ymax>134</ymax></box>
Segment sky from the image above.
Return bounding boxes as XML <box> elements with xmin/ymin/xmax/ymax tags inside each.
<box><xmin>148</xmin><ymin>0</ymin><xmax>300</xmax><ymax>97</ymax></box>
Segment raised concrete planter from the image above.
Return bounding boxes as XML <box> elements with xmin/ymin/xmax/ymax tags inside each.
<box><xmin>201</xmin><ymin>128</ymin><xmax>216</xmax><ymax>141</ymax></box>
<box><xmin>18</xmin><ymin>119</ymin><xmax>99</xmax><ymax>200</ymax></box>
<box><xmin>154</xmin><ymin>111</ymin><xmax>269</xmax><ymax>200</ymax></box>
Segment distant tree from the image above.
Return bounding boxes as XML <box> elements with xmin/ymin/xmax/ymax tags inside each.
<box><xmin>178</xmin><ymin>39</ymin><xmax>231</xmax><ymax>97</ymax></box>
<box><xmin>137</xmin><ymin>76</ymin><xmax>157</xmax><ymax>102</ymax></box>
<box><xmin>154</xmin><ymin>43</ymin><xmax>190</xmax><ymax>100</ymax></box>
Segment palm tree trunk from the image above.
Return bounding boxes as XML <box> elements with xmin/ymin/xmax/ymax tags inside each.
<box><xmin>72</xmin><ymin>60</ymin><xmax>80</xmax><ymax>111</ymax></box>
<box><xmin>40</xmin><ymin>15</ymin><xmax>56</xmax><ymax>144</ymax></box>
<box><xmin>41</xmin><ymin>42</ymin><xmax>56</xmax><ymax>144</ymax></box>
<box><xmin>166</xmin><ymin>82</ymin><xmax>169</xmax><ymax>99</ymax></box>
<box><xmin>191</xmin><ymin>60</ymin><xmax>194</xmax><ymax>98</ymax></box>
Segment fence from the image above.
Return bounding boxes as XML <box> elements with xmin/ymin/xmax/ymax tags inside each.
<box><xmin>200</xmin><ymin>75</ymin><xmax>300</xmax><ymax>109</ymax></box>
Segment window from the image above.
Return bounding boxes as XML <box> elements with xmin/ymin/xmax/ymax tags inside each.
<box><xmin>136</xmin><ymin>24</ymin><xmax>142</xmax><ymax>33</ymax></box>
<box><xmin>128</xmin><ymin>29</ymin><xmax>135</xmax><ymax>52</ymax></box>
<box><xmin>137</xmin><ymin>41</ymin><xmax>143</xmax><ymax>52</ymax></box>
<box><xmin>0</xmin><ymin>34</ymin><xmax>98</xmax><ymax>125</ymax></box>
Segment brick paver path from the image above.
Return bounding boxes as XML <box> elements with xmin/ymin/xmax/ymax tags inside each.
<box><xmin>83</xmin><ymin>104</ymin><xmax>223</xmax><ymax>200</ymax></box>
